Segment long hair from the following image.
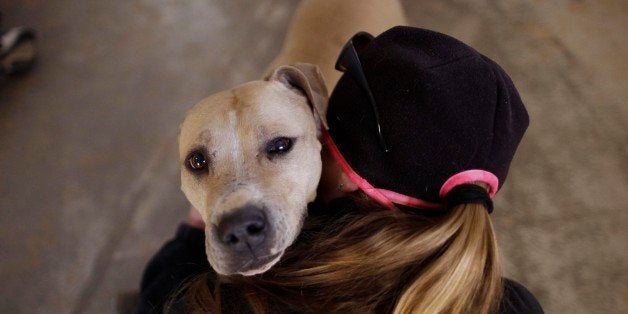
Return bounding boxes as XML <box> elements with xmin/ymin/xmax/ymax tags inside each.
<box><xmin>172</xmin><ymin>194</ymin><xmax>503</xmax><ymax>313</ymax></box>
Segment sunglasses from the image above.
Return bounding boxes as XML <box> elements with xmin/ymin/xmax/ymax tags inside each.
<box><xmin>335</xmin><ymin>32</ymin><xmax>390</xmax><ymax>153</ymax></box>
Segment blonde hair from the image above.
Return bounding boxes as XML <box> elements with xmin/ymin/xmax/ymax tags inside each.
<box><xmin>174</xmin><ymin>196</ymin><xmax>502</xmax><ymax>313</ymax></box>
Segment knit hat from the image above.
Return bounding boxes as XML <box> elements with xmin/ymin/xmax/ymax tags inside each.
<box><xmin>324</xmin><ymin>26</ymin><xmax>528</xmax><ymax>210</ymax></box>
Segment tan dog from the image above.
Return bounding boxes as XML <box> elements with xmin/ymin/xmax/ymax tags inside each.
<box><xmin>178</xmin><ymin>0</ymin><xmax>406</xmax><ymax>276</ymax></box>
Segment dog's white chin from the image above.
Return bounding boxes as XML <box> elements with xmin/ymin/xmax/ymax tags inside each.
<box><xmin>237</xmin><ymin>251</ymin><xmax>285</xmax><ymax>276</ymax></box>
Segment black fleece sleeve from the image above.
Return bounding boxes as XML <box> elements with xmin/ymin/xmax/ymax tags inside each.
<box><xmin>500</xmin><ymin>278</ymin><xmax>544</xmax><ymax>314</ymax></box>
<box><xmin>137</xmin><ymin>224</ymin><xmax>210</xmax><ymax>314</ymax></box>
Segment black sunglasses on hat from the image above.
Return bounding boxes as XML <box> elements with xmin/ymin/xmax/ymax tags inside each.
<box><xmin>334</xmin><ymin>32</ymin><xmax>389</xmax><ymax>153</ymax></box>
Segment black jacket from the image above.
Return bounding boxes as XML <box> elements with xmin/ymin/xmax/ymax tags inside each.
<box><xmin>138</xmin><ymin>224</ymin><xmax>543</xmax><ymax>313</ymax></box>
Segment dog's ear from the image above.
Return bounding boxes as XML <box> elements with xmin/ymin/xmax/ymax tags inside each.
<box><xmin>266</xmin><ymin>63</ymin><xmax>329</xmax><ymax>130</ymax></box>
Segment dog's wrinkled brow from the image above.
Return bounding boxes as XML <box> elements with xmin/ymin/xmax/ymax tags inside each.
<box><xmin>197</xmin><ymin>129</ymin><xmax>213</xmax><ymax>143</ymax></box>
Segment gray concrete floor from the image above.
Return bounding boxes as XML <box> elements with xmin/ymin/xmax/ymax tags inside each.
<box><xmin>0</xmin><ymin>0</ymin><xmax>626</xmax><ymax>313</ymax></box>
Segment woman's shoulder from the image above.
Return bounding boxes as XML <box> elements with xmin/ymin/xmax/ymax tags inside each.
<box><xmin>500</xmin><ymin>278</ymin><xmax>544</xmax><ymax>314</ymax></box>
<box><xmin>138</xmin><ymin>224</ymin><xmax>210</xmax><ymax>313</ymax></box>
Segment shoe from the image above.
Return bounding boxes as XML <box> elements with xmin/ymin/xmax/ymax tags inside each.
<box><xmin>0</xmin><ymin>26</ymin><xmax>36</xmax><ymax>75</ymax></box>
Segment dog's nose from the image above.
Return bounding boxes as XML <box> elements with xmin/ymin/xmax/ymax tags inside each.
<box><xmin>216</xmin><ymin>206</ymin><xmax>267</xmax><ymax>252</ymax></box>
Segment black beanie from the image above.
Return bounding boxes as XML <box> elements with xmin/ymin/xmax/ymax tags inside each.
<box><xmin>326</xmin><ymin>26</ymin><xmax>528</xmax><ymax>206</ymax></box>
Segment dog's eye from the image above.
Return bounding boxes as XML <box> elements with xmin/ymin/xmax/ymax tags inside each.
<box><xmin>186</xmin><ymin>151</ymin><xmax>208</xmax><ymax>172</ymax></box>
<box><xmin>266</xmin><ymin>137</ymin><xmax>294</xmax><ymax>156</ymax></box>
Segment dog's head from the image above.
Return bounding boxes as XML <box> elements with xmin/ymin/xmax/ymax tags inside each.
<box><xmin>179</xmin><ymin>63</ymin><xmax>328</xmax><ymax>275</ymax></box>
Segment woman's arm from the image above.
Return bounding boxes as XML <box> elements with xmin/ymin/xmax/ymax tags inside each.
<box><xmin>137</xmin><ymin>208</ymin><xmax>210</xmax><ymax>314</ymax></box>
<box><xmin>500</xmin><ymin>279</ymin><xmax>544</xmax><ymax>314</ymax></box>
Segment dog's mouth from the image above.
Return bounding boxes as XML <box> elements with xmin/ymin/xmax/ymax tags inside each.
<box><xmin>207</xmin><ymin>204</ymin><xmax>307</xmax><ymax>276</ymax></box>
<box><xmin>237</xmin><ymin>250</ymin><xmax>284</xmax><ymax>275</ymax></box>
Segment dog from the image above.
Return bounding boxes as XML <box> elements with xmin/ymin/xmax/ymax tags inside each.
<box><xmin>178</xmin><ymin>0</ymin><xmax>406</xmax><ymax>276</ymax></box>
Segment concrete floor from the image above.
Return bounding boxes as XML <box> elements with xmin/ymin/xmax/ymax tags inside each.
<box><xmin>0</xmin><ymin>0</ymin><xmax>626</xmax><ymax>313</ymax></box>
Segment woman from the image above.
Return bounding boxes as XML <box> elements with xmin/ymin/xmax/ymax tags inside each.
<box><xmin>138</xmin><ymin>27</ymin><xmax>543</xmax><ymax>313</ymax></box>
